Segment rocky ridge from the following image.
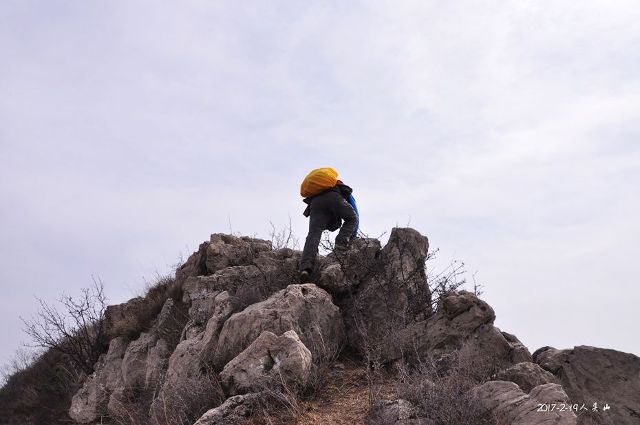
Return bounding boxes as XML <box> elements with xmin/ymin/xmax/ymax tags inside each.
<box><xmin>66</xmin><ymin>229</ymin><xmax>639</xmax><ymax>425</ymax></box>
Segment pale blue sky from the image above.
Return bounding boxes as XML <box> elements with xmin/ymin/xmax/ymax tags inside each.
<box><xmin>1</xmin><ymin>0</ymin><xmax>639</xmax><ymax>368</ymax></box>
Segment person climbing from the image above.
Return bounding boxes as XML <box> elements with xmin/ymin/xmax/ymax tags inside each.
<box><xmin>299</xmin><ymin>167</ymin><xmax>359</xmax><ymax>283</ymax></box>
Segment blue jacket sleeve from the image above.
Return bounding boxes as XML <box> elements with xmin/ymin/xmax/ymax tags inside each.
<box><xmin>347</xmin><ymin>194</ymin><xmax>359</xmax><ymax>237</ymax></box>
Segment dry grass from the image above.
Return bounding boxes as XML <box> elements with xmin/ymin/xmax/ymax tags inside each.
<box><xmin>245</xmin><ymin>359</ymin><xmax>395</xmax><ymax>425</ymax></box>
<box><xmin>108</xmin><ymin>275</ymin><xmax>182</xmax><ymax>340</ymax></box>
<box><xmin>395</xmin><ymin>353</ymin><xmax>497</xmax><ymax>425</ymax></box>
<box><xmin>298</xmin><ymin>360</ymin><xmax>396</xmax><ymax>425</ymax></box>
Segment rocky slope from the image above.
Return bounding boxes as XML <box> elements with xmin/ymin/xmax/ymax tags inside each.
<box><xmin>15</xmin><ymin>228</ymin><xmax>640</xmax><ymax>424</ymax></box>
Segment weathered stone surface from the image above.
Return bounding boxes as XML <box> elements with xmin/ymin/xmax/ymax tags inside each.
<box><xmin>152</xmin><ymin>298</ymin><xmax>184</xmax><ymax>345</ymax></box>
<box><xmin>66</xmin><ymin>229</ymin><xmax>603</xmax><ymax>425</ymax></box>
<box><xmin>176</xmin><ymin>242</ymin><xmax>209</xmax><ymax>284</ymax></box>
<box><xmin>68</xmin><ymin>337</ymin><xmax>128</xmax><ymax>423</ymax></box>
<box><xmin>205</xmin><ymin>234</ymin><xmax>272</xmax><ymax>274</ymax></box>
<box><xmin>534</xmin><ymin>345</ymin><xmax>640</xmax><ymax>425</ymax></box>
<box><xmin>470</xmin><ymin>381</ymin><xmax>577</xmax><ymax>424</ymax></box>
<box><xmin>220</xmin><ymin>330</ymin><xmax>312</xmax><ymax>396</ymax></box>
<box><xmin>214</xmin><ymin>284</ymin><xmax>344</xmax><ymax>369</ymax></box>
<box><xmin>120</xmin><ymin>332</ymin><xmax>157</xmax><ymax>390</ymax></box>
<box><xmin>145</xmin><ymin>338</ymin><xmax>170</xmax><ymax>390</ymax></box>
<box><xmin>104</xmin><ymin>297</ymin><xmax>147</xmax><ymax>339</ymax></box>
<box><xmin>176</xmin><ymin>234</ymin><xmax>274</xmax><ymax>285</ymax></box>
<box><xmin>150</xmin><ymin>292</ymin><xmax>234</xmax><ymax>423</ymax></box>
<box><xmin>183</xmin><ymin>290</ymin><xmax>222</xmax><ymax>339</ymax></box>
<box><xmin>182</xmin><ymin>250</ymin><xmax>300</xmax><ymax>313</ymax></box>
<box><xmin>494</xmin><ymin>362</ymin><xmax>559</xmax><ymax>393</ymax></box>
<box><xmin>317</xmin><ymin>238</ymin><xmax>382</xmax><ymax>293</ymax></box>
<box><xmin>70</xmin><ymin>300</ymin><xmax>183</xmax><ymax>422</ymax></box>
<box><xmin>384</xmin><ymin>291</ymin><xmax>531</xmax><ymax>368</ymax></box>
<box><xmin>165</xmin><ymin>292</ymin><xmax>235</xmax><ymax>386</ymax></box>
<box><xmin>193</xmin><ymin>393</ymin><xmax>263</xmax><ymax>425</ymax></box>
<box><xmin>428</xmin><ymin>291</ymin><xmax>496</xmax><ymax>351</ymax></box>
<box><xmin>366</xmin><ymin>399</ymin><xmax>433</xmax><ymax>425</ymax></box>
<box><xmin>318</xmin><ymin>263</ymin><xmax>348</xmax><ymax>293</ymax></box>
<box><xmin>338</xmin><ymin>228</ymin><xmax>430</xmax><ymax>362</ymax></box>
<box><xmin>456</xmin><ymin>325</ymin><xmax>532</xmax><ymax>369</ymax></box>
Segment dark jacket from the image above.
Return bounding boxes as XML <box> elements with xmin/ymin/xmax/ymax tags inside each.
<box><xmin>303</xmin><ymin>183</ymin><xmax>358</xmax><ymax>234</ymax></box>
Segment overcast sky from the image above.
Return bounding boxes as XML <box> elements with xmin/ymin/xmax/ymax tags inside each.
<box><xmin>1</xmin><ymin>1</ymin><xmax>639</xmax><ymax>368</ymax></box>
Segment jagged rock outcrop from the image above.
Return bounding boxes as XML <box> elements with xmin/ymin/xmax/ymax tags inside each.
<box><xmin>383</xmin><ymin>291</ymin><xmax>531</xmax><ymax>368</ymax></box>
<box><xmin>534</xmin><ymin>345</ymin><xmax>640</xmax><ymax>425</ymax></box>
<box><xmin>213</xmin><ymin>283</ymin><xmax>345</xmax><ymax>369</ymax></box>
<box><xmin>219</xmin><ymin>330</ymin><xmax>312</xmax><ymax>396</ymax></box>
<box><xmin>470</xmin><ymin>381</ymin><xmax>577</xmax><ymax>424</ymax></box>
<box><xmin>59</xmin><ymin>228</ymin><xmax>638</xmax><ymax>425</ymax></box>
<box><xmin>317</xmin><ymin>237</ymin><xmax>382</xmax><ymax>293</ymax></box>
<box><xmin>69</xmin><ymin>337</ymin><xmax>128</xmax><ymax>423</ymax></box>
<box><xmin>175</xmin><ymin>234</ymin><xmax>276</xmax><ymax>284</ymax></box>
<box><xmin>334</xmin><ymin>229</ymin><xmax>431</xmax><ymax>361</ymax></box>
<box><xmin>151</xmin><ymin>291</ymin><xmax>235</xmax><ymax>423</ymax></box>
<box><xmin>70</xmin><ymin>298</ymin><xmax>186</xmax><ymax>422</ymax></box>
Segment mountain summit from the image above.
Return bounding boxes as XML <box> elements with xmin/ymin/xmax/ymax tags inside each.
<box><xmin>2</xmin><ymin>228</ymin><xmax>638</xmax><ymax>424</ymax></box>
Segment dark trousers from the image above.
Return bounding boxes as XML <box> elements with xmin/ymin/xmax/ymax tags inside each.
<box><xmin>300</xmin><ymin>190</ymin><xmax>358</xmax><ymax>272</ymax></box>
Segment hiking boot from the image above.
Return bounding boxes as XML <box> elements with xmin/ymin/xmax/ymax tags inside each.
<box><xmin>300</xmin><ymin>269</ymin><xmax>312</xmax><ymax>283</ymax></box>
<box><xmin>334</xmin><ymin>243</ymin><xmax>349</xmax><ymax>254</ymax></box>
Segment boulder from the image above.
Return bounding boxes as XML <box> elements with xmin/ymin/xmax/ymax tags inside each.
<box><xmin>214</xmin><ymin>284</ymin><xmax>345</xmax><ymax>369</ymax></box>
<box><xmin>427</xmin><ymin>291</ymin><xmax>496</xmax><ymax>351</ymax></box>
<box><xmin>219</xmin><ymin>330</ymin><xmax>312</xmax><ymax>396</ymax></box>
<box><xmin>470</xmin><ymin>381</ymin><xmax>577</xmax><ymax>424</ymax></box>
<box><xmin>383</xmin><ymin>291</ymin><xmax>531</xmax><ymax>368</ymax></box>
<box><xmin>366</xmin><ymin>399</ymin><xmax>433</xmax><ymax>425</ymax></box>
<box><xmin>193</xmin><ymin>393</ymin><xmax>263</xmax><ymax>425</ymax></box>
<box><xmin>534</xmin><ymin>345</ymin><xmax>640</xmax><ymax>425</ymax></box>
<box><xmin>494</xmin><ymin>362</ymin><xmax>559</xmax><ymax>393</ymax></box>
<box><xmin>456</xmin><ymin>325</ymin><xmax>532</xmax><ymax>370</ymax></box>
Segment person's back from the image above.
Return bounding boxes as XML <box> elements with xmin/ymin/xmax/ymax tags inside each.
<box><xmin>299</xmin><ymin>169</ymin><xmax>359</xmax><ymax>283</ymax></box>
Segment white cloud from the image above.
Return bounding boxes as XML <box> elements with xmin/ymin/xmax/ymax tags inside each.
<box><xmin>1</xmin><ymin>0</ymin><xmax>639</xmax><ymax>365</ymax></box>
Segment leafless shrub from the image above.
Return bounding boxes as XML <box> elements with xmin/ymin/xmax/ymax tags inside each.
<box><xmin>269</xmin><ymin>218</ymin><xmax>300</xmax><ymax>250</ymax></box>
<box><xmin>426</xmin><ymin>249</ymin><xmax>469</xmax><ymax>311</ymax></box>
<box><xmin>21</xmin><ymin>278</ymin><xmax>108</xmax><ymax>375</ymax></box>
<box><xmin>246</xmin><ymin>375</ymin><xmax>304</xmax><ymax>425</ymax></box>
<box><xmin>302</xmin><ymin>324</ymin><xmax>343</xmax><ymax>399</ymax></box>
<box><xmin>0</xmin><ymin>348</ymin><xmax>84</xmax><ymax>424</ymax></box>
<box><xmin>111</xmin><ymin>365</ymin><xmax>223</xmax><ymax>425</ymax></box>
<box><xmin>395</xmin><ymin>352</ymin><xmax>496</xmax><ymax>425</ymax></box>
<box><xmin>574</xmin><ymin>409</ymin><xmax>617</xmax><ymax>425</ymax></box>
<box><xmin>0</xmin><ymin>347</ymin><xmax>39</xmax><ymax>388</ymax></box>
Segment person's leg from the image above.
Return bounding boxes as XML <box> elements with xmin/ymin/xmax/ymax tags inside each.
<box><xmin>334</xmin><ymin>192</ymin><xmax>359</xmax><ymax>247</ymax></box>
<box><xmin>300</xmin><ymin>194</ymin><xmax>332</xmax><ymax>272</ymax></box>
